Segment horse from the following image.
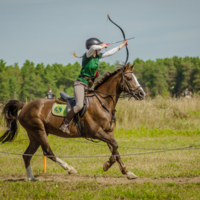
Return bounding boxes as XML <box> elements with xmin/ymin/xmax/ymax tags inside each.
<box><xmin>0</xmin><ymin>63</ymin><xmax>145</xmax><ymax>181</ymax></box>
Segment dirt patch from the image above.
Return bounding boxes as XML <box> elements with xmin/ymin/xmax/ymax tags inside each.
<box><xmin>1</xmin><ymin>174</ymin><xmax>200</xmax><ymax>184</ymax></box>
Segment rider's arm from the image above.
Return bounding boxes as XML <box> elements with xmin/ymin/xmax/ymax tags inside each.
<box><xmin>101</xmin><ymin>39</ymin><xmax>128</xmax><ymax>58</ymax></box>
<box><xmin>86</xmin><ymin>45</ymin><xmax>102</xmax><ymax>58</ymax></box>
<box><xmin>101</xmin><ymin>46</ymin><xmax>120</xmax><ymax>58</ymax></box>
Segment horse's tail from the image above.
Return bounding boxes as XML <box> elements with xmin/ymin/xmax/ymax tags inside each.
<box><xmin>0</xmin><ymin>100</ymin><xmax>25</xmax><ymax>143</ymax></box>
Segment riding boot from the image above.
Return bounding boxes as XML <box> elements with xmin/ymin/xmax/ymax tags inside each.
<box><xmin>59</xmin><ymin>108</ymin><xmax>76</xmax><ymax>134</ymax></box>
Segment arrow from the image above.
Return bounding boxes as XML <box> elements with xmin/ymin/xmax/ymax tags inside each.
<box><xmin>106</xmin><ymin>37</ymin><xmax>135</xmax><ymax>46</ymax></box>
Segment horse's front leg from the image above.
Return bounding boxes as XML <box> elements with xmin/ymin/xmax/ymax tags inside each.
<box><xmin>96</xmin><ymin>130</ymin><xmax>137</xmax><ymax>179</ymax></box>
<box><xmin>103</xmin><ymin>143</ymin><xmax>116</xmax><ymax>171</ymax></box>
<box><xmin>114</xmin><ymin>148</ymin><xmax>138</xmax><ymax>179</ymax></box>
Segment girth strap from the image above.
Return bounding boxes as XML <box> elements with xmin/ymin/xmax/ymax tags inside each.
<box><xmin>94</xmin><ymin>92</ymin><xmax>115</xmax><ymax>129</ymax></box>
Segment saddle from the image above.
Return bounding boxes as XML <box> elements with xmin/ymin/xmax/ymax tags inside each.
<box><xmin>52</xmin><ymin>92</ymin><xmax>88</xmax><ymax>137</ymax></box>
<box><xmin>53</xmin><ymin>92</ymin><xmax>87</xmax><ymax>118</ymax></box>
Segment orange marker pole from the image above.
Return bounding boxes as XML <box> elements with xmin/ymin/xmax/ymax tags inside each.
<box><xmin>44</xmin><ymin>156</ymin><xmax>47</xmax><ymax>173</ymax></box>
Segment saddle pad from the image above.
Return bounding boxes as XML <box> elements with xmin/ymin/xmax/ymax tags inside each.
<box><xmin>52</xmin><ymin>102</ymin><xmax>67</xmax><ymax>117</ymax></box>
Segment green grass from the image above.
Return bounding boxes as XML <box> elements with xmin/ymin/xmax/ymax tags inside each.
<box><xmin>0</xmin><ymin>127</ymin><xmax>200</xmax><ymax>178</ymax></box>
<box><xmin>0</xmin><ymin>181</ymin><xmax>200</xmax><ymax>200</ymax></box>
<box><xmin>1</xmin><ymin>97</ymin><xmax>200</xmax><ymax>199</ymax></box>
<box><xmin>188</xmin><ymin>110</ymin><xmax>200</xmax><ymax>116</ymax></box>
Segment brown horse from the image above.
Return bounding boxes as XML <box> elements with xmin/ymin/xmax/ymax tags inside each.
<box><xmin>0</xmin><ymin>63</ymin><xmax>145</xmax><ymax>181</ymax></box>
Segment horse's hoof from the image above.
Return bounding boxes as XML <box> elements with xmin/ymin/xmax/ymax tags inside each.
<box><xmin>28</xmin><ymin>177</ymin><xmax>40</xmax><ymax>181</ymax></box>
<box><xmin>103</xmin><ymin>161</ymin><xmax>111</xmax><ymax>172</ymax></box>
<box><xmin>127</xmin><ymin>171</ymin><xmax>138</xmax><ymax>179</ymax></box>
<box><xmin>68</xmin><ymin>168</ymin><xmax>78</xmax><ymax>174</ymax></box>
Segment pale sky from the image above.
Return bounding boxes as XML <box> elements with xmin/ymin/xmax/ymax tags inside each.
<box><xmin>0</xmin><ymin>0</ymin><xmax>200</xmax><ymax>67</ymax></box>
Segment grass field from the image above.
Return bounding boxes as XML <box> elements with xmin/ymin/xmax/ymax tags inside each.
<box><xmin>0</xmin><ymin>97</ymin><xmax>200</xmax><ymax>199</ymax></box>
<box><xmin>1</xmin><ymin>181</ymin><xmax>200</xmax><ymax>200</ymax></box>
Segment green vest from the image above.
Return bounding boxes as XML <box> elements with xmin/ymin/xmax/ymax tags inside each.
<box><xmin>77</xmin><ymin>52</ymin><xmax>102</xmax><ymax>85</ymax></box>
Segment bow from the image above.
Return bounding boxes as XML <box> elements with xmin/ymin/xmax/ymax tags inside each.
<box><xmin>107</xmin><ymin>14</ymin><xmax>129</xmax><ymax>65</ymax></box>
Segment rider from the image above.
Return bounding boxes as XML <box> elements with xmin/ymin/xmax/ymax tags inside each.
<box><xmin>59</xmin><ymin>37</ymin><xmax>128</xmax><ymax>134</ymax></box>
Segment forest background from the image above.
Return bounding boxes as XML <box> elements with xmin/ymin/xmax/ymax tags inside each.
<box><xmin>0</xmin><ymin>56</ymin><xmax>200</xmax><ymax>103</ymax></box>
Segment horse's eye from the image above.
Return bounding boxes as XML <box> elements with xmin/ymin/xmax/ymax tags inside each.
<box><xmin>127</xmin><ymin>77</ymin><xmax>132</xmax><ymax>81</ymax></box>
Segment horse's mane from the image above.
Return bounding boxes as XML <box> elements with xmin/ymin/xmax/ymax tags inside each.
<box><xmin>94</xmin><ymin>65</ymin><xmax>124</xmax><ymax>90</ymax></box>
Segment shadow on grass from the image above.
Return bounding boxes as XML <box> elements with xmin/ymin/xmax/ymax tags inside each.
<box><xmin>3</xmin><ymin>178</ymin><xmax>25</xmax><ymax>182</ymax></box>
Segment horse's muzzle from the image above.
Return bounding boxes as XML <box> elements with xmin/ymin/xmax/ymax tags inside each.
<box><xmin>132</xmin><ymin>90</ymin><xmax>145</xmax><ymax>100</ymax></box>
<box><xmin>138</xmin><ymin>91</ymin><xmax>145</xmax><ymax>99</ymax></box>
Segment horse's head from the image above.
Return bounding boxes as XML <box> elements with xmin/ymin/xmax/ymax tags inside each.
<box><xmin>120</xmin><ymin>63</ymin><xmax>145</xmax><ymax>100</ymax></box>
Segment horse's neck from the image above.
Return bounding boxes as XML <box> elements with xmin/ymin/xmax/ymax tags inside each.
<box><xmin>96</xmin><ymin>75</ymin><xmax>122</xmax><ymax>112</ymax></box>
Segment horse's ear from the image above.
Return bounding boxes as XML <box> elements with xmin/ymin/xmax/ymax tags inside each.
<box><xmin>124</xmin><ymin>63</ymin><xmax>130</xmax><ymax>71</ymax></box>
<box><xmin>130</xmin><ymin>63</ymin><xmax>135</xmax><ymax>71</ymax></box>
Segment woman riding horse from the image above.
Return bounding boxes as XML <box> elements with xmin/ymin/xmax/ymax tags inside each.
<box><xmin>59</xmin><ymin>38</ymin><xmax>129</xmax><ymax>134</ymax></box>
<box><xmin>0</xmin><ymin>62</ymin><xmax>145</xmax><ymax>181</ymax></box>
<box><xmin>0</xmin><ymin>12</ymin><xmax>146</xmax><ymax>180</ymax></box>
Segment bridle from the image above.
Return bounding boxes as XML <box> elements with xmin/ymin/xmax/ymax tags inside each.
<box><xmin>92</xmin><ymin>69</ymin><xmax>142</xmax><ymax>100</ymax></box>
<box><xmin>121</xmin><ymin>70</ymin><xmax>141</xmax><ymax>100</ymax></box>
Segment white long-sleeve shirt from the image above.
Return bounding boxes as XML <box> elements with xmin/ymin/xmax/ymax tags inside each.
<box><xmin>86</xmin><ymin>45</ymin><xmax>120</xmax><ymax>58</ymax></box>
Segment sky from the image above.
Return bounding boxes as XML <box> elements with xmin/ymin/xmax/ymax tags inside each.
<box><xmin>0</xmin><ymin>0</ymin><xmax>200</xmax><ymax>67</ymax></box>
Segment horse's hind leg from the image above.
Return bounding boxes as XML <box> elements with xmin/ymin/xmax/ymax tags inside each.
<box><xmin>24</xmin><ymin>128</ymin><xmax>77</xmax><ymax>181</ymax></box>
<box><xmin>35</xmin><ymin>129</ymin><xmax>78</xmax><ymax>175</ymax></box>
<box><xmin>23</xmin><ymin>135</ymin><xmax>40</xmax><ymax>181</ymax></box>
<box><xmin>41</xmin><ymin>145</ymin><xmax>77</xmax><ymax>175</ymax></box>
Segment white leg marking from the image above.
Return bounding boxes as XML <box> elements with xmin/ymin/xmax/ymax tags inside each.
<box><xmin>26</xmin><ymin>165</ymin><xmax>39</xmax><ymax>181</ymax></box>
<box><xmin>56</xmin><ymin>157</ymin><xmax>78</xmax><ymax>174</ymax></box>
<box><xmin>127</xmin><ymin>171</ymin><xmax>138</xmax><ymax>179</ymax></box>
<box><xmin>56</xmin><ymin>157</ymin><xmax>72</xmax><ymax>170</ymax></box>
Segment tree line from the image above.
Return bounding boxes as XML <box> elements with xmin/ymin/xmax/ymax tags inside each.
<box><xmin>0</xmin><ymin>56</ymin><xmax>200</xmax><ymax>103</ymax></box>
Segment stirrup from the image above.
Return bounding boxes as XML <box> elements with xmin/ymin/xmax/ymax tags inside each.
<box><xmin>59</xmin><ymin>123</ymin><xmax>70</xmax><ymax>134</ymax></box>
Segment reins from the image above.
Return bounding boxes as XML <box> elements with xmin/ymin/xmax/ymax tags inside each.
<box><xmin>92</xmin><ymin>86</ymin><xmax>141</xmax><ymax>98</ymax></box>
<box><xmin>84</xmin><ymin>69</ymin><xmax>142</xmax><ymax>132</ymax></box>
<box><xmin>87</xmin><ymin>70</ymin><xmax>141</xmax><ymax>99</ymax></box>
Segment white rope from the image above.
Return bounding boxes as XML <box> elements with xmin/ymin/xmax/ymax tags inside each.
<box><xmin>67</xmin><ymin>138</ymin><xmax>200</xmax><ymax>150</ymax></box>
<box><xmin>0</xmin><ymin>145</ymin><xmax>199</xmax><ymax>159</ymax></box>
<box><xmin>1</xmin><ymin>138</ymin><xmax>200</xmax><ymax>151</ymax></box>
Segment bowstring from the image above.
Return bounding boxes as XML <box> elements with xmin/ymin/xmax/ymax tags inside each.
<box><xmin>103</xmin><ymin>16</ymin><xmax>115</xmax><ymax>66</ymax></box>
<box><xmin>104</xmin><ymin>16</ymin><xmax>108</xmax><ymax>45</ymax></box>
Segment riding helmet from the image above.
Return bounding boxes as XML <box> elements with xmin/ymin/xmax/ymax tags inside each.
<box><xmin>86</xmin><ymin>38</ymin><xmax>103</xmax><ymax>49</ymax></box>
